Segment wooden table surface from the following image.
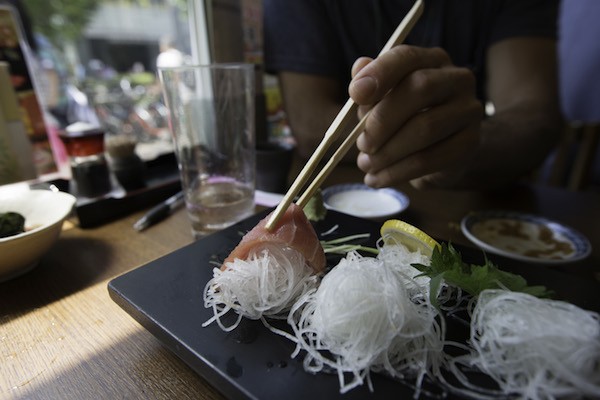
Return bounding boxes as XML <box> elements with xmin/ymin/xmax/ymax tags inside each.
<box><xmin>2</xmin><ymin>164</ymin><xmax>599</xmax><ymax>399</ymax></box>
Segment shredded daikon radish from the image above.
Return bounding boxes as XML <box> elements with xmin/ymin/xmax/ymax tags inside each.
<box><xmin>377</xmin><ymin>242</ymin><xmax>466</xmax><ymax>312</ymax></box>
<box><xmin>287</xmin><ymin>250</ymin><xmax>445</xmax><ymax>395</ymax></box>
<box><xmin>203</xmin><ymin>244</ymin><xmax>319</xmax><ymax>331</ymax></box>
<box><xmin>377</xmin><ymin>243</ymin><xmax>431</xmax><ymax>296</ymax></box>
<box><xmin>450</xmin><ymin>289</ymin><xmax>600</xmax><ymax>399</ymax></box>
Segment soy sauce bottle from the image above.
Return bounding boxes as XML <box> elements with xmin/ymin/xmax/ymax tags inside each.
<box><xmin>60</xmin><ymin>122</ymin><xmax>112</xmax><ymax>198</ymax></box>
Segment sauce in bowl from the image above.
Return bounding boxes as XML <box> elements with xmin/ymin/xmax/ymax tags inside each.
<box><xmin>322</xmin><ymin>184</ymin><xmax>409</xmax><ymax>220</ymax></box>
<box><xmin>471</xmin><ymin>218</ymin><xmax>575</xmax><ymax>260</ymax></box>
<box><xmin>461</xmin><ymin>211</ymin><xmax>592</xmax><ymax>264</ymax></box>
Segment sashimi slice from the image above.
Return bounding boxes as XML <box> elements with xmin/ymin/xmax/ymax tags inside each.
<box><xmin>222</xmin><ymin>203</ymin><xmax>326</xmax><ymax>273</ymax></box>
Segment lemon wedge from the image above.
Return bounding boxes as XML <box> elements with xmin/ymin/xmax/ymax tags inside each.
<box><xmin>380</xmin><ymin>219</ymin><xmax>440</xmax><ymax>256</ymax></box>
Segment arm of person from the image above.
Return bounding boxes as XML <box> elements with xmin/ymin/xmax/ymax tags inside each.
<box><xmin>278</xmin><ymin>71</ymin><xmax>358</xmax><ymax>161</ymax></box>
<box><xmin>458</xmin><ymin>37</ymin><xmax>563</xmax><ymax>189</ymax></box>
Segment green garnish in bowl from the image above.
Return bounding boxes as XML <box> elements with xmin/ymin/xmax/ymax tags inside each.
<box><xmin>0</xmin><ymin>212</ymin><xmax>25</xmax><ymax>238</ymax></box>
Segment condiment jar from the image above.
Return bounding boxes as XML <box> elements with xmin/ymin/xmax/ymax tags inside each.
<box><xmin>60</xmin><ymin>122</ymin><xmax>112</xmax><ymax>198</ymax></box>
<box><xmin>105</xmin><ymin>134</ymin><xmax>146</xmax><ymax>191</ymax></box>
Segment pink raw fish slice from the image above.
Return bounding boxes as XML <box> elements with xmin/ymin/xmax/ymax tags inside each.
<box><xmin>222</xmin><ymin>204</ymin><xmax>326</xmax><ymax>273</ymax></box>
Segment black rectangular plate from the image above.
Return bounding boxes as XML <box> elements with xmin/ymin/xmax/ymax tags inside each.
<box><xmin>108</xmin><ymin>210</ymin><xmax>600</xmax><ymax>400</ymax></box>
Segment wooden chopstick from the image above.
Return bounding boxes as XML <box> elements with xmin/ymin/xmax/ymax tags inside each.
<box><xmin>265</xmin><ymin>0</ymin><xmax>424</xmax><ymax>231</ymax></box>
<box><xmin>296</xmin><ymin>111</ymin><xmax>370</xmax><ymax>208</ymax></box>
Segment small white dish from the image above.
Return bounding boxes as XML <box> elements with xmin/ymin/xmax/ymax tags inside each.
<box><xmin>0</xmin><ymin>189</ymin><xmax>76</xmax><ymax>282</ymax></box>
<box><xmin>461</xmin><ymin>210</ymin><xmax>592</xmax><ymax>264</ymax></box>
<box><xmin>322</xmin><ymin>184</ymin><xmax>409</xmax><ymax>221</ymax></box>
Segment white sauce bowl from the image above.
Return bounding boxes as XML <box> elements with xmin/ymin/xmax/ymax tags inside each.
<box><xmin>322</xmin><ymin>184</ymin><xmax>409</xmax><ymax>221</ymax></box>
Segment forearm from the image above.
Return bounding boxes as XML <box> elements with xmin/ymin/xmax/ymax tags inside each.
<box><xmin>289</xmin><ymin>99</ymin><xmax>359</xmax><ymax>161</ymax></box>
<box><xmin>446</xmin><ymin>37</ymin><xmax>563</xmax><ymax>190</ymax></box>
<box><xmin>453</xmin><ymin>104</ymin><xmax>564</xmax><ymax>189</ymax></box>
<box><xmin>279</xmin><ymin>72</ymin><xmax>358</xmax><ymax>162</ymax></box>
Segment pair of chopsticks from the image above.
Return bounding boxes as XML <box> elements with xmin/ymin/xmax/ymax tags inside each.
<box><xmin>265</xmin><ymin>0</ymin><xmax>424</xmax><ymax>231</ymax></box>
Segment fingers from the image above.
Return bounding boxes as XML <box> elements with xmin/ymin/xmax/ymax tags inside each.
<box><xmin>351</xmin><ymin>58</ymin><xmax>375</xmax><ymax>115</ymax></box>
<box><xmin>349</xmin><ymin>46</ymin><xmax>451</xmax><ymax>105</ymax></box>
<box><xmin>357</xmin><ymin>95</ymin><xmax>482</xmax><ymax>187</ymax></box>
<box><xmin>360</xmin><ymin>117</ymin><xmax>481</xmax><ymax>188</ymax></box>
<box><xmin>356</xmin><ymin>65</ymin><xmax>476</xmax><ymax>154</ymax></box>
<box><xmin>347</xmin><ymin>45</ymin><xmax>483</xmax><ymax>189</ymax></box>
<box><xmin>351</xmin><ymin>57</ymin><xmax>373</xmax><ymax>78</ymax></box>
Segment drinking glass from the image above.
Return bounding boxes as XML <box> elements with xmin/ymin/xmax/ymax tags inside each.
<box><xmin>159</xmin><ymin>64</ymin><xmax>255</xmax><ymax>239</ymax></box>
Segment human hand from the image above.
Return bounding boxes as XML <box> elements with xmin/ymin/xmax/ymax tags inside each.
<box><xmin>349</xmin><ymin>45</ymin><xmax>483</xmax><ymax>189</ymax></box>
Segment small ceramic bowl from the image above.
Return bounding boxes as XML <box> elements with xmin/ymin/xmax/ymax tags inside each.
<box><xmin>322</xmin><ymin>183</ymin><xmax>409</xmax><ymax>221</ymax></box>
<box><xmin>0</xmin><ymin>189</ymin><xmax>76</xmax><ymax>282</ymax></box>
<box><xmin>461</xmin><ymin>210</ymin><xmax>592</xmax><ymax>264</ymax></box>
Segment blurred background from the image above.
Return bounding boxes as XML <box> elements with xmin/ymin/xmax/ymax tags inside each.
<box><xmin>1</xmin><ymin>0</ymin><xmax>289</xmax><ymax>180</ymax></box>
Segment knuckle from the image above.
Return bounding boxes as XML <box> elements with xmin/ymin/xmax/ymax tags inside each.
<box><xmin>389</xmin><ymin>44</ymin><xmax>418</xmax><ymax>61</ymax></box>
<box><xmin>409</xmin><ymin>69</ymin><xmax>432</xmax><ymax>92</ymax></box>
<box><xmin>356</xmin><ymin>152</ymin><xmax>371</xmax><ymax>172</ymax></box>
<box><xmin>429</xmin><ymin>47</ymin><xmax>451</xmax><ymax>65</ymax></box>
<box><xmin>456</xmin><ymin>67</ymin><xmax>477</xmax><ymax>90</ymax></box>
<box><xmin>351</xmin><ymin>57</ymin><xmax>372</xmax><ymax>78</ymax></box>
<box><xmin>377</xmin><ymin>168</ymin><xmax>394</xmax><ymax>188</ymax></box>
<box><xmin>356</xmin><ymin>133</ymin><xmax>374</xmax><ymax>154</ymax></box>
<box><xmin>364</xmin><ymin>108</ymin><xmax>386</xmax><ymax>143</ymax></box>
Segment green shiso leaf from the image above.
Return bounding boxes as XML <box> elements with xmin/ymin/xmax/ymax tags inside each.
<box><xmin>413</xmin><ymin>242</ymin><xmax>553</xmax><ymax>306</ymax></box>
